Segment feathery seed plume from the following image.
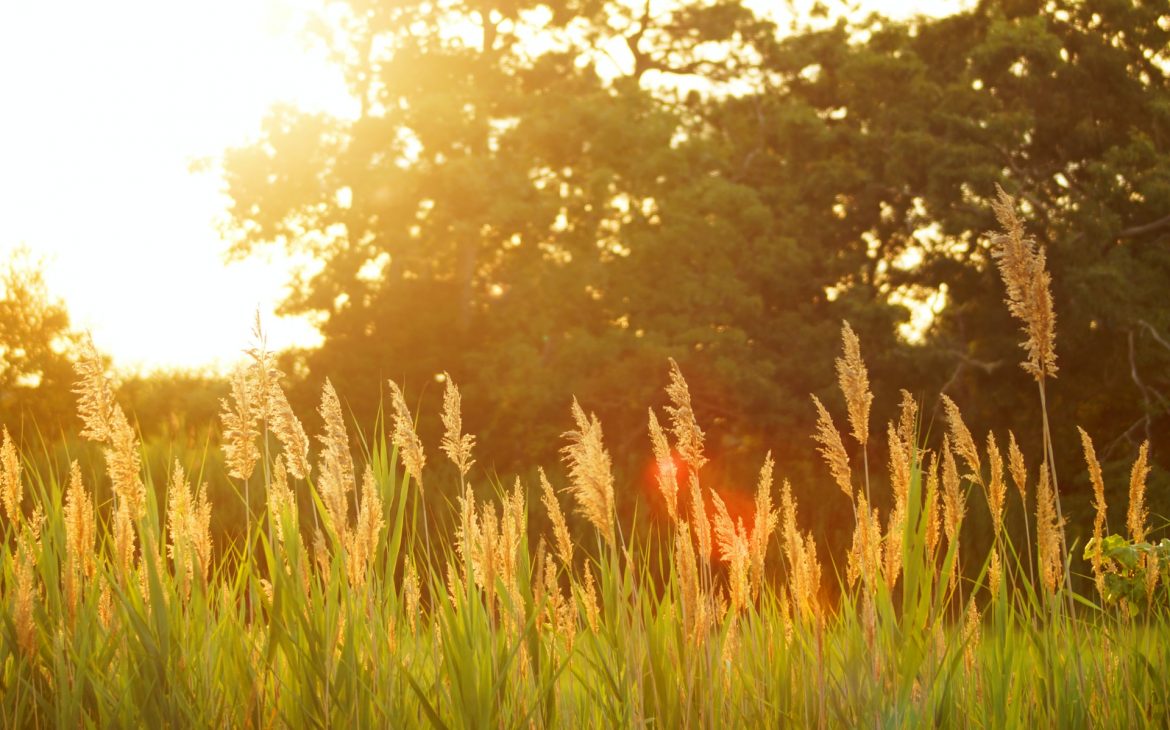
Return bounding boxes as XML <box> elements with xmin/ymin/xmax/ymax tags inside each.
<box><xmin>440</xmin><ymin>373</ymin><xmax>476</xmax><ymax>477</ymax></box>
<box><xmin>811</xmin><ymin>395</ymin><xmax>853</xmax><ymax>500</ymax></box>
<box><xmin>749</xmin><ymin>453</ymin><xmax>778</xmax><ymax>597</ymax></box>
<box><xmin>1078</xmin><ymin>427</ymin><xmax>1108</xmax><ymax>597</ymax></box>
<box><xmin>347</xmin><ymin>465</ymin><xmax>384</xmax><ymax>590</ymax></box>
<box><xmin>648</xmin><ymin>409</ymin><xmax>680</xmax><ymax>522</ymax></box>
<box><xmin>836</xmin><ymin>321</ymin><xmax>873</xmax><ymax>447</ymax></box>
<box><xmin>897</xmin><ymin>390</ymin><xmax>919</xmax><ymax>455</ymax></box>
<box><xmin>887</xmin><ymin>423</ymin><xmax>910</xmax><ymax>513</ymax></box>
<box><xmin>924</xmin><ymin>453</ymin><xmax>941</xmax><ymax>559</ymax></box>
<box><xmin>561</xmin><ymin>398</ymin><xmax>616</xmax><ymax>546</ymax></box>
<box><xmin>540</xmin><ymin>468</ymin><xmax>573</xmax><ymax>569</ymax></box>
<box><xmin>1007</xmin><ymin>431</ymin><xmax>1028</xmax><ymax>503</ymax></box>
<box><xmin>664</xmin><ymin>358</ymin><xmax>707</xmax><ymax>472</ymax></box>
<box><xmin>1</xmin><ymin>426</ymin><xmax>20</xmax><ymax>525</ymax></box>
<box><xmin>989</xmin><ymin>186</ymin><xmax>1058</xmax><ymax>381</ymax></box>
<box><xmin>986</xmin><ymin>433</ymin><xmax>1006</xmax><ymax>538</ymax></box>
<box><xmin>1127</xmin><ymin>441</ymin><xmax>1150</xmax><ymax>544</ymax></box>
<box><xmin>387</xmin><ymin>379</ymin><xmax>427</xmax><ymax>488</ymax></box>
<box><xmin>688</xmin><ymin>474</ymin><xmax>712</xmax><ymax>564</ymax></box>
<box><xmin>270</xmin><ymin>384</ymin><xmax>310</xmax><ymax>481</ymax></box>
<box><xmin>581</xmin><ymin>564</ymin><xmax>601</xmax><ymax>633</ymax></box>
<box><xmin>220</xmin><ymin>365</ymin><xmax>261</xmax><ymax>482</ymax></box>
<box><xmin>940</xmin><ymin>394</ymin><xmax>982</xmax><ymax>482</ymax></box>
<box><xmin>63</xmin><ymin>460</ymin><xmax>95</xmax><ymax>618</ymax></box>
<box><xmin>1035</xmin><ymin>464</ymin><xmax>1063</xmax><ymax>595</ymax></box>
<box><xmin>317</xmin><ymin>379</ymin><xmax>356</xmax><ymax>531</ymax></box>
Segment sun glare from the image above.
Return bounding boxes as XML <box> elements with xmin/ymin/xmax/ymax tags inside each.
<box><xmin>0</xmin><ymin>0</ymin><xmax>349</xmax><ymax>372</ymax></box>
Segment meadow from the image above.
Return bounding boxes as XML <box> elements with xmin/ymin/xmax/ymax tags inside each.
<box><xmin>1</xmin><ymin>190</ymin><xmax>1167</xmax><ymax>728</ymax></box>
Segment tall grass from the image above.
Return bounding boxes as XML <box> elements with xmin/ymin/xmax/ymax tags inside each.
<box><xmin>1</xmin><ymin>192</ymin><xmax>1168</xmax><ymax>728</ymax></box>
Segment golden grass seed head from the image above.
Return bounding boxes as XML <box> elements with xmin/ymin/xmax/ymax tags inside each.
<box><xmin>989</xmin><ymin>186</ymin><xmax>1058</xmax><ymax>381</ymax></box>
<box><xmin>940</xmin><ymin>394</ymin><xmax>981</xmax><ymax>484</ymax></box>
<box><xmin>387</xmin><ymin>379</ymin><xmax>427</xmax><ymax>488</ymax></box>
<box><xmin>63</xmin><ymin>460</ymin><xmax>96</xmax><ymax>617</ymax></box>
<box><xmin>1</xmin><ymin>426</ymin><xmax>21</xmax><ymax>525</ymax></box>
<box><xmin>811</xmin><ymin>394</ymin><xmax>853</xmax><ymax>501</ymax></box>
<box><xmin>986</xmin><ymin>432</ymin><xmax>1006</xmax><ymax>538</ymax></box>
<box><xmin>1007</xmin><ymin>431</ymin><xmax>1028</xmax><ymax>502</ymax></box>
<box><xmin>1127</xmin><ymin>441</ymin><xmax>1151</xmax><ymax>544</ymax></box>
<box><xmin>924</xmin><ymin>452</ymin><xmax>941</xmax><ymax>559</ymax></box>
<box><xmin>750</xmin><ymin>452</ymin><xmax>778</xmax><ymax>596</ymax></box>
<box><xmin>664</xmin><ymin>358</ymin><xmax>708</xmax><ymax>473</ymax></box>
<box><xmin>897</xmin><ymin>389</ymin><xmax>919</xmax><ymax>456</ymax></box>
<box><xmin>561</xmin><ymin>398</ymin><xmax>616</xmax><ymax>546</ymax></box>
<box><xmin>836</xmin><ymin>321</ymin><xmax>873</xmax><ymax>447</ymax></box>
<box><xmin>269</xmin><ymin>383</ymin><xmax>310</xmax><ymax>481</ymax></box>
<box><xmin>688</xmin><ymin>473</ymin><xmax>712</xmax><ymax>565</ymax></box>
<box><xmin>582</xmin><ymin>563</ymin><xmax>601</xmax><ymax>633</ymax></box>
<box><xmin>317</xmin><ymin>378</ymin><xmax>355</xmax><ymax>532</ymax></box>
<box><xmin>887</xmin><ymin>422</ymin><xmax>910</xmax><ymax>513</ymax></box>
<box><xmin>941</xmin><ymin>437</ymin><xmax>965</xmax><ymax>543</ymax></box>
<box><xmin>220</xmin><ymin>365</ymin><xmax>261</xmax><ymax>482</ymax></box>
<box><xmin>648</xmin><ymin>408</ymin><xmax>680</xmax><ymax>523</ymax></box>
<box><xmin>73</xmin><ymin>336</ymin><xmax>117</xmax><ymax>443</ymax></box>
<box><xmin>1036</xmin><ymin>464</ymin><xmax>1063</xmax><ymax>596</ymax></box>
<box><xmin>439</xmin><ymin>373</ymin><xmax>476</xmax><ymax>477</ymax></box>
<box><xmin>1078</xmin><ymin>427</ymin><xmax>1108</xmax><ymax>597</ymax></box>
<box><xmin>539</xmin><ymin>467</ymin><xmax>573</xmax><ymax>569</ymax></box>
<box><xmin>404</xmin><ymin>556</ymin><xmax>420</xmax><ymax>633</ymax></box>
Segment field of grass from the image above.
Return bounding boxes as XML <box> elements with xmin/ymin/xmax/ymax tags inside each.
<box><xmin>1</xmin><ymin>192</ymin><xmax>1168</xmax><ymax>728</ymax></box>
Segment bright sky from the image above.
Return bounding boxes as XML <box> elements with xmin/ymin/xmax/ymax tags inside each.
<box><xmin>0</xmin><ymin>0</ymin><xmax>965</xmax><ymax>374</ymax></box>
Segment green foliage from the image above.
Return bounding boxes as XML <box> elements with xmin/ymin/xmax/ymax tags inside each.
<box><xmin>1085</xmin><ymin>534</ymin><xmax>1170</xmax><ymax>610</ymax></box>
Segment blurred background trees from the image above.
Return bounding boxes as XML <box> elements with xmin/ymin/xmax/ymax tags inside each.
<box><xmin>218</xmin><ymin>0</ymin><xmax>1168</xmax><ymax>521</ymax></box>
<box><xmin>3</xmin><ymin>0</ymin><xmax>1166</xmax><ymax>547</ymax></box>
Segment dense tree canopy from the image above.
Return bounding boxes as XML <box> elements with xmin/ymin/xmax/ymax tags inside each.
<box><xmin>219</xmin><ymin>0</ymin><xmax>1169</xmax><ymax>535</ymax></box>
<box><xmin>0</xmin><ymin>250</ymin><xmax>83</xmax><ymax>434</ymax></box>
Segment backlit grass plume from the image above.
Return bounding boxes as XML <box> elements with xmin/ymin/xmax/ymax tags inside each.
<box><xmin>561</xmin><ymin>397</ymin><xmax>616</xmax><ymax>546</ymax></box>
<box><xmin>388</xmin><ymin>378</ymin><xmax>426</xmax><ymax>488</ymax></box>
<box><xmin>990</xmin><ymin>185</ymin><xmax>1058</xmax><ymax>381</ymax></box>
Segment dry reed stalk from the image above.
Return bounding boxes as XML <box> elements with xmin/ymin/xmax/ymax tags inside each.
<box><xmin>0</xmin><ymin>427</ymin><xmax>20</xmax><ymax>526</ymax></box>
<box><xmin>664</xmin><ymin>358</ymin><xmax>707</xmax><ymax>473</ymax></box>
<box><xmin>440</xmin><ymin>373</ymin><xmax>475</xmax><ymax>478</ymax></box>
<box><xmin>539</xmin><ymin>468</ymin><xmax>573</xmax><ymax>569</ymax></box>
<box><xmin>1127</xmin><ymin>441</ymin><xmax>1150</xmax><ymax>544</ymax></box>
<box><xmin>387</xmin><ymin>379</ymin><xmax>427</xmax><ymax>488</ymax></box>
<box><xmin>647</xmin><ymin>409</ymin><xmax>679</xmax><ymax>523</ymax></box>
<box><xmin>811</xmin><ymin>395</ymin><xmax>853</xmax><ymax>501</ymax></box>
<box><xmin>1077</xmin><ymin>427</ymin><xmax>1108</xmax><ymax>597</ymax></box>
<box><xmin>836</xmin><ymin>321</ymin><xmax>873</xmax><ymax>449</ymax></box>
<box><xmin>317</xmin><ymin>379</ymin><xmax>355</xmax><ymax>533</ymax></box>
<box><xmin>561</xmin><ymin>398</ymin><xmax>616</xmax><ymax>546</ymax></box>
<box><xmin>989</xmin><ymin>186</ymin><xmax>1058</xmax><ymax>382</ymax></box>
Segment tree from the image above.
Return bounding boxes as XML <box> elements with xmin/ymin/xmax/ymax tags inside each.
<box><xmin>0</xmin><ymin>249</ymin><xmax>84</xmax><ymax>433</ymax></box>
<box><xmin>219</xmin><ymin>0</ymin><xmax>1168</xmax><ymax>538</ymax></box>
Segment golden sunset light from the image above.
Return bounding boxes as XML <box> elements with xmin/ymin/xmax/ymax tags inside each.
<box><xmin>0</xmin><ymin>0</ymin><xmax>1166</xmax><ymax>726</ymax></box>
